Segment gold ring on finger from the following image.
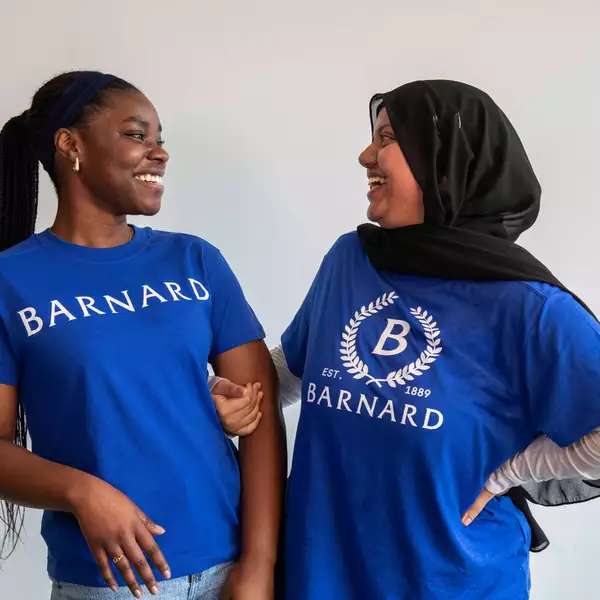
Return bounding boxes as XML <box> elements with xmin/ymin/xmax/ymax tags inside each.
<box><xmin>112</xmin><ymin>554</ymin><xmax>125</xmax><ymax>565</ymax></box>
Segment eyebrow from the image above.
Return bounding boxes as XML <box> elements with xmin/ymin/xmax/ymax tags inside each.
<box><xmin>122</xmin><ymin>116</ymin><xmax>163</xmax><ymax>132</ymax></box>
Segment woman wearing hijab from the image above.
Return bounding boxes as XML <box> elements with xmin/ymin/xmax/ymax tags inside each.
<box><xmin>212</xmin><ymin>80</ymin><xmax>600</xmax><ymax>599</ymax></box>
<box><xmin>0</xmin><ymin>71</ymin><xmax>284</xmax><ymax>599</ymax></box>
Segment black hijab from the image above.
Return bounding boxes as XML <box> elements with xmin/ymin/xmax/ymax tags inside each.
<box><xmin>357</xmin><ymin>80</ymin><xmax>600</xmax><ymax>552</ymax></box>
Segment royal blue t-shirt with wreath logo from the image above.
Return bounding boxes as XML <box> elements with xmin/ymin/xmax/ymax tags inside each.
<box><xmin>281</xmin><ymin>232</ymin><xmax>600</xmax><ymax>600</ymax></box>
<box><xmin>0</xmin><ymin>226</ymin><xmax>264</xmax><ymax>586</ymax></box>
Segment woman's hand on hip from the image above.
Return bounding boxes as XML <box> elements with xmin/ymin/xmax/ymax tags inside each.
<box><xmin>461</xmin><ymin>488</ymin><xmax>496</xmax><ymax>526</ymax></box>
<box><xmin>212</xmin><ymin>379</ymin><xmax>264</xmax><ymax>437</ymax></box>
<box><xmin>70</xmin><ymin>476</ymin><xmax>170</xmax><ymax>597</ymax></box>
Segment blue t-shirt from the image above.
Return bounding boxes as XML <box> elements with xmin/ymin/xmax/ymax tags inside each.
<box><xmin>0</xmin><ymin>226</ymin><xmax>264</xmax><ymax>586</ymax></box>
<box><xmin>281</xmin><ymin>232</ymin><xmax>600</xmax><ymax>600</ymax></box>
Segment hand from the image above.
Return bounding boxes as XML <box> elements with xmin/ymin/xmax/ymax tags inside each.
<box><xmin>461</xmin><ymin>488</ymin><xmax>496</xmax><ymax>526</ymax></box>
<box><xmin>212</xmin><ymin>380</ymin><xmax>263</xmax><ymax>437</ymax></box>
<box><xmin>219</xmin><ymin>556</ymin><xmax>274</xmax><ymax>600</ymax></box>
<box><xmin>70</xmin><ymin>476</ymin><xmax>170</xmax><ymax>597</ymax></box>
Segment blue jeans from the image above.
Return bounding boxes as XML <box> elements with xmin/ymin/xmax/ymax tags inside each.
<box><xmin>50</xmin><ymin>561</ymin><xmax>233</xmax><ymax>600</ymax></box>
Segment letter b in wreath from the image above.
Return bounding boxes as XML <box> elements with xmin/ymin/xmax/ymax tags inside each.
<box><xmin>372</xmin><ymin>319</ymin><xmax>411</xmax><ymax>356</ymax></box>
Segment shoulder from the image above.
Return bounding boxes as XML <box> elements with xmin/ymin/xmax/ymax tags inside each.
<box><xmin>149</xmin><ymin>228</ymin><xmax>218</xmax><ymax>250</ymax></box>
<box><xmin>0</xmin><ymin>234</ymin><xmax>41</xmax><ymax>261</ymax></box>
<box><xmin>149</xmin><ymin>228</ymin><xmax>224</xmax><ymax>260</ymax></box>
<box><xmin>515</xmin><ymin>281</ymin><xmax>598</xmax><ymax>333</ymax></box>
<box><xmin>329</xmin><ymin>231</ymin><xmax>361</xmax><ymax>254</ymax></box>
<box><xmin>320</xmin><ymin>231</ymin><xmax>363</xmax><ymax>265</ymax></box>
<box><xmin>0</xmin><ymin>235</ymin><xmax>43</xmax><ymax>275</ymax></box>
<box><xmin>518</xmin><ymin>281</ymin><xmax>590</xmax><ymax>314</ymax></box>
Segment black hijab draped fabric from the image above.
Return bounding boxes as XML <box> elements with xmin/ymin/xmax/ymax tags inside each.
<box><xmin>357</xmin><ymin>80</ymin><xmax>599</xmax><ymax>552</ymax></box>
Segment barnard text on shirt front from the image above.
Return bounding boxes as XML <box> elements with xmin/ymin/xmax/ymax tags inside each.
<box><xmin>280</xmin><ymin>231</ymin><xmax>600</xmax><ymax>600</ymax></box>
<box><xmin>0</xmin><ymin>226</ymin><xmax>265</xmax><ymax>586</ymax></box>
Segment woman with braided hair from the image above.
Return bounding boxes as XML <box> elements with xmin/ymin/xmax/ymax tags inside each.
<box><xmin>0</xmin><ymin>71</ymin><xmax>284</xmax><ymax>599</ymax></box>
<box><xmin>212</xmin><ymin>80</ymin><xmax>600</xmax><ymax>599</ymax></box>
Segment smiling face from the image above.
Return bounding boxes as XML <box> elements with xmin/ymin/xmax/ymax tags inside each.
<box><xmin>358</xmin><ymin>107</ymin><xmax>424</xmax><ymax>229</ymax></box>
<box><xmin>59</xmin><ymin>89</ymin><xmax>169</xmax><ymax>216</ymax></box>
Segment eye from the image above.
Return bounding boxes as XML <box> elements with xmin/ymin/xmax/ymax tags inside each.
<box><xmin>379</xmin><ymin>133</ymin><xmax>396</xmax><ymax>146</ymax></box>
<box><xmin>125</xmin><ymin>131</ymin><xmax>145</xmax><ymax>141</ymax></box>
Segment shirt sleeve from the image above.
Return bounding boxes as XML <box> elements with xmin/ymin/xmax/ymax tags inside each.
<box><xmin>207</xmin><ymin>249</ymin><xmax>265</xmax><ymax>361</ymax></box>
<box><xmin>525</xmin><ymin>290</ymin><xmax>600</xmax><ymax>447</ymax></box>
<box><xmin>485</xmin><ymin>428</ymin><xmax>600</xmax><ymax>495</ymax></box>
<box><xmin>0</xmin><ymin>318</ymin><xmax>18</xmax><ymax>386</ymax></box>
<box><xmin>271</xmin><ymin>344</ymin><xmax>302</xmax><ymax>406</ymax></box>
<box><xmin>281</xmin><ymin>257</ymin><xmax>328</xmax><ymax>379</ymax></box>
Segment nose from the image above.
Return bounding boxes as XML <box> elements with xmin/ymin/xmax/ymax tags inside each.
<box><xmin>148</xmin><ymin>144</ymin><xmax>169</xmax><ymax>164</ymax></box>
<box><xmin>358</xmin><ymin>142</ymin><xmax>376</xmax><ymax>169</ymax></box>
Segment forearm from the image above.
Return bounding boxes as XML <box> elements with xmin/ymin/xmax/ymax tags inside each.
<box><xmin>238</xmin><ymin>369</ymin><xmax>284</xmax><ymax>564</ymax></box>
<box><xmin>486</xmin><ymin>427</ymin><xmax>600</xmax><ymax>495</ymax></box>
<box><xmin>214</xmin><ymin>341</ymin><xmax>285</xmax><ymax>565</ymax></box>
<box><xmin>0</xmin><ymin>439</ymin><xmax>95</xmax><ymax>512</ymax></box>
<box><xmin>210</xmin><ymin>345</ymin><xmax>301</xmax><ymax>408</ymax></box>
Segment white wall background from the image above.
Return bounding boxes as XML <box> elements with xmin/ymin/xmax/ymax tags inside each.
<box><xmin>1</xmin><ymin>1</ymin><xmax>599</xmax><ymax>598</ymax></box>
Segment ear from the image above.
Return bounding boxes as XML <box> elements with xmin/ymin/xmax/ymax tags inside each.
<box><xmin>54</xmin><ymin>128</ymin><xmax>81</xmax><ymax>163</ymax></box>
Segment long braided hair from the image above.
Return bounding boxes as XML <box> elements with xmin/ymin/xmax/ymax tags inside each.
<box><xmin>0</xmin><ymin>71</ymin><xmax>138</xmax><ymax>558</ymax></box>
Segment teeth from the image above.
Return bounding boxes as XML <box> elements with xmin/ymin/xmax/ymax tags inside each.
<box><xmin>368</xmin><ymin>176</ymin><xmax>386</xmax><ymax>189</ymax></box>
<box><xmin>135</xmin><ymin>174</ymin><xmax>163</xmax><ymax>184</ymax></box>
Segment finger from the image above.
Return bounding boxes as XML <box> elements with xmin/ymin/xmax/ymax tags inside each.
<box><xmin>230</xmin><ymin>400</ymin><xmax>261</xmax><ymax>430</ymax></box>
<box><xmin>137</xmin><ymin>527</ymin><xmax>171</xmax><ymax>581</ymax></box>
<box><xmin>213</xmin><ymin>378</ymin><xmax>247</xmax><ymax>398</ymax></box>
<box><xmin>122</xmin><ymin>537</ymin><xmax>160</xmax><ymax>595</ymax></box>
<box><xmin>219</xmin><ymin>388</ymin><xmax>261</xmax><ymax>421</ymax></box>
<box><xmin>236</xmin><ymin>412</ymin><xmax>263</xmax><ymax>436</ymax></box>
<box><xmin>251</xmin><ymin>387</ymin><xmax>264</xmax><ymax>408</ymax></box>
<box><xmin>461</xmin><ymin>489</ymin><xmax>495</xmax><ymax>526</ymax></box>
<box><xmin>224</xmin><ymin>398</ymin><xmax>261</xmax><ymax>436</ymax></box>
<box><xmin>108</xmin><ymin>546</ymin><xmax>142</xmax><ymax>598</ymax></box>
<box><xmin>251</xmin><ymin>382</ymin><xmax>263</xmax><ymax>401</ymax></box>
<box><xmin>92</xmin><ymin>547</ymin><xmax>119</xmax><ymax>592</ymax></box>
<box><xmin>240</xmin><ymin>383</ymin><xmax>261</xmax><ymax>414</ymax></box>
<box><xmin>137</xmin><ymin>510</ymin><xmax>166</xmax><ymax>535</ymax></box>
<box><xmin>214</xmin><ymin>392</ymin><xmax>256</xmax><ymax>416</ymax></box>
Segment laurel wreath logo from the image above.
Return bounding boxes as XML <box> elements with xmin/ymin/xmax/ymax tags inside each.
<box><xmin>339</xmin><ymin>291</ymin><xmax>443</xmax><ymax>389</ymax></box>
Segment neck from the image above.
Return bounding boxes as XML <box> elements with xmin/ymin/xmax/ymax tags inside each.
<box><xmin>50</xmin><ymin>173</ymin><xmax>133</xmax><ymax>248</ymax></box>
<box><xmin>52</xmin><ymin>178</ymin><xmax>132</xmax><ymax>248</ymax></box>
<box><xmin>51</xmin><ymin>211</ymin><xmax>131</xmax><ymax>248</ymax></box>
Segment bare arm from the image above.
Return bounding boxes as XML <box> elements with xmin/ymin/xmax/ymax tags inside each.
<box><xmin>0</xmin><ymin>383</ymin><xmax>90</xmax><ymax>512</ymax></box>
<box><xmin>0</xmin><ymin>384</ymin><xmax>170</xmax><ymax>597</ymax></box>
<box><xmin>213</xmin><ymin>340</ymin><xmax>285</xmax><ymax>598</ymax></box>
<box><xmin>212</xmin><ymin>345</ymin><xmax>301</xmax><ymax>439</ymax></box>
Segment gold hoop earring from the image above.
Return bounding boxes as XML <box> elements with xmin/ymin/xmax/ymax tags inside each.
<box><xmin>72</xmin><ymin>156</ymin><xmax>80</xmax><ymax>173</ymax></box>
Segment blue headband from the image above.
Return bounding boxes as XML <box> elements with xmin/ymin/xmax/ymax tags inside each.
<box><xmin>38</xmin><ymin>71</ymin><xmax>117</xmax><ymax>175</ymax></box>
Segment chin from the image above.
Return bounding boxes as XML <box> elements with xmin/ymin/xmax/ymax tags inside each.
<box><xmin>366</xmin><ymin>208</ymin><xmax>385</xmax><ymax>227</ymax></box>
<box><xmin>142</xmin><ymin>203</ymin><xmax>162</xmax><ymax>216</ymax></box>
<box><xmin>134</xmin><ymin>197</ymin><xmax>162</xmax><ymax>216</ymax></box>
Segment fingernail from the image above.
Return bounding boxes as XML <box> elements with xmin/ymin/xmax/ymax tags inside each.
<box><xmin>163</xmin><ymin>569</ymin><xmax>171</xmax><ymax>580</ymax></box>
<box><xmin>110</xmin><ymin>585</ymin><xmax>118</xmax><ymax>593</ymax></box>
<box><xmin>155</xmin><ymin>525</ymin><xmax>166</xmax><ymax>534</ymax></box>
<box><xmin>462</xmin><ymin>516</ymin><xmax>473</xmax><ymax>526</ymax></box>
<box><xmin>150</xmin><ymin>584</ymin><xmax>159</xmax><ymax>594</ymax></box>
<box><xmin>134</xmin><ymin>589</ymin><xmax>142</xmax><ymax>598</ymax></box>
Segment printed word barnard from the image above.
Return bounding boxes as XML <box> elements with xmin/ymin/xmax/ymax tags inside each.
<box><xmin>306</xmin><ymin>382</ymin><xmax>444</xmax><ymax>430</ymax></box>
<box><xmin>17</xmin><ymin>277</ymin><xmax>209</xmax><ymax>337</ymax></box>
